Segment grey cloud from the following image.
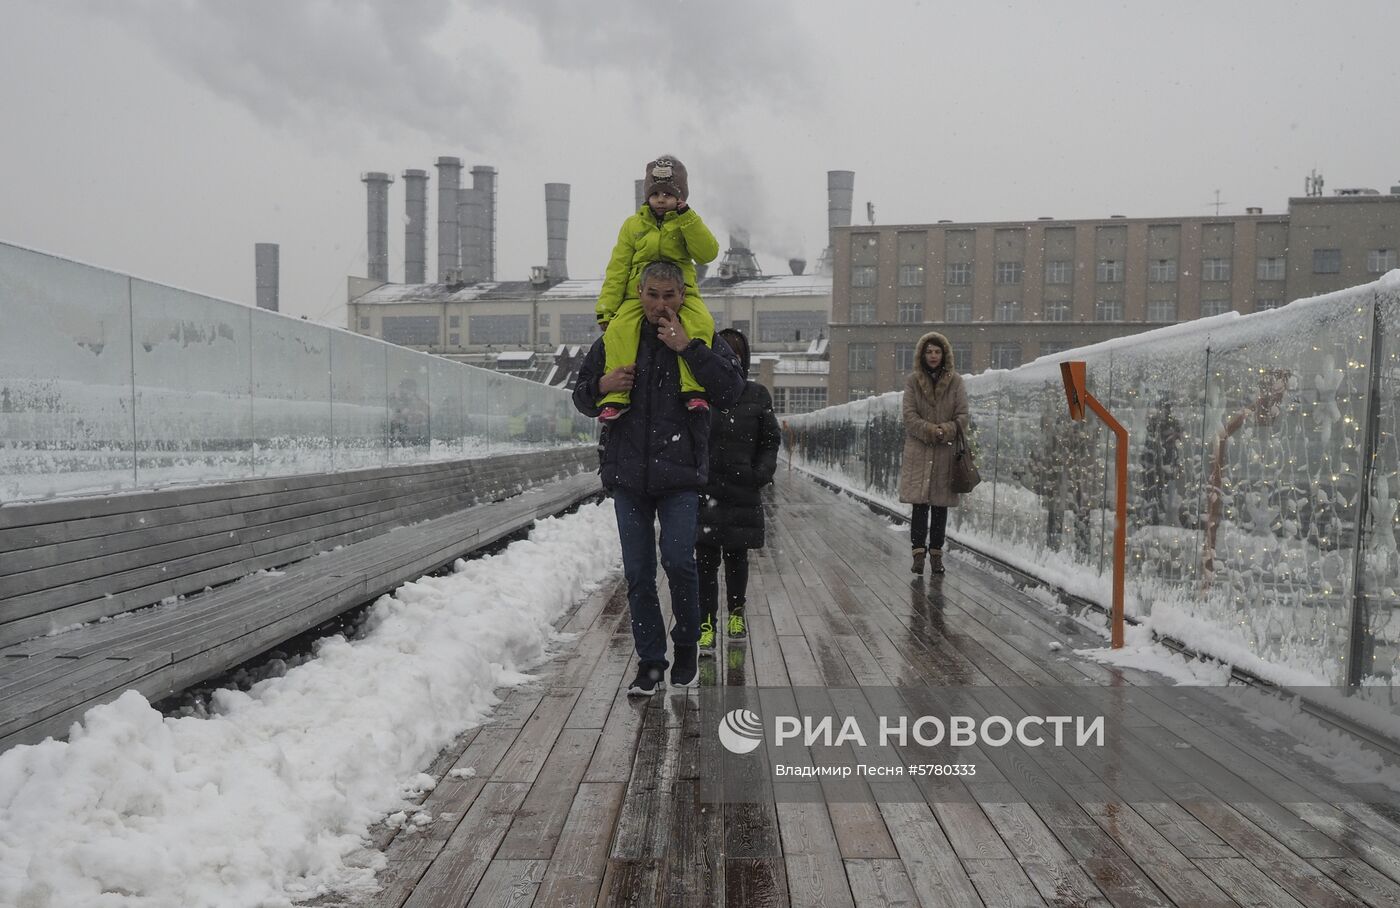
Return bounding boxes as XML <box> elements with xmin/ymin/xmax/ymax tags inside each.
<box><xmin>86</xmin><ymin>0</ymin><xmax>520</xmax><ymax>144</ymax></box>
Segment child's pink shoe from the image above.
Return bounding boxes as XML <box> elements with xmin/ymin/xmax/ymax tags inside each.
<box><xmin>686</xmin><ymin>399</ymin><xmax>710</xmax><ymax>412</ymax></box>
<box><xmin>598</xmin><ymin>405</ymin><xmax>629</xmax><ymax>422</ymax></box>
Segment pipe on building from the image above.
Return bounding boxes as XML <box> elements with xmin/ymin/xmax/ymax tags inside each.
<box><xmin>361</xmin><ymin>171</ymin><xmax>394</xmax><ymax>283</ymax></box>
<box><xmin>471</xmin><ymin>165</ymin><xmax>498</xmax><ymax>281</ymax></box>
<box><xmin>460</xmin><ymin>188</ymin><xmax>487</xmax><ymax>283</ymax></box>
<box><xmin>634</xmin><ymin>178</ymin><xmax>646</xmax><ymax>211</ymax></box>
<box><xmin>545</xmin><ymin>182</ymin><xmax>570</xmax><ymax>281</ymax></box>
<box><xmin>254</xmin><ymin>243</ymin><xmax>279</xmax><ymax>311</ymax></box>
<box><xmin>403</xmin><ymin>169</ymin><xmax>429</xmax><ymax>284</ymax></box>
<box><xmin>436</xmin><ymin>157</ymin><xmax>462</xmax><ymax>282</ymax></box>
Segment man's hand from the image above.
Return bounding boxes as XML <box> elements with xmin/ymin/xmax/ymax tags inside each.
<box><xmin>656</xmin><ymin>308</ymin><xmax>691</xmax><ymax>352</ymax></box>
<box><xmin>599</xmin><ymin>364</ymin><xmax>636</xmax><ymax>395</ymax></box>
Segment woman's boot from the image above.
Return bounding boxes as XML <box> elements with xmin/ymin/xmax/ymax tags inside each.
<box><xmin>912</xmin><ymin>547</ymin><xmax>926</xmax><ymax>574</ymax></box>
<box><xmin>929</xmin><ymin>549</ymin><xmax>944</xmax><ymax>574</ymax></box>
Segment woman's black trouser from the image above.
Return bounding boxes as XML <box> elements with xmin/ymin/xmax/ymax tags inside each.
<box><xmin>910</xmin><ymin>504</ymin><xmax>948</xmax><ymax>550</ymax></box>
<box><xmin>696</xmin><ymin>544</ymin><xmax>749</xmax><ymax>618</ymax></box>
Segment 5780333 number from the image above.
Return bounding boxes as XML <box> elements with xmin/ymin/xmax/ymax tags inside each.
<box><xmin>906</xmin><ymin>764</ymin><xmax>976</xmax><ymax>777</ymax></box>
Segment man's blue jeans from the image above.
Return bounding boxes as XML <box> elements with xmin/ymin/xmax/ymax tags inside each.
<box><xmin>612</xmin><ymin>488</ymin><xmax>701</xmax><ymax>667</ymax></box>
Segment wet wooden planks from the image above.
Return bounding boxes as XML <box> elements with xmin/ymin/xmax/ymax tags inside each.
<box><xmin>348</xmin><ymin>472</ymin><xmax>1400</xmax><ymax>908</ymax></box>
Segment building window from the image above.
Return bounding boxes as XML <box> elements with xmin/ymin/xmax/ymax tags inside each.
<box><xmin>560</xmin><ymin>313</ymin><xmax>599</xmax><ymax>343</ymax></box>
<box><xmin>757</xmin><ymin>310</ymin><xmax>827</xmax><ymax>343</ymax></box>
<box><xmin>850</xmin><ymin>302</ymin><xmax>875</xmax><ymax>324</ymax></box>
<box><xmin>775</xmin><ymin>386</ymin><xmax>827</xmax><ymax>415</ymax></box>
<box><xmin>990</xmin><ymin>342</ymin><xmax>1022</xmax><ymax>370</ymax></box>
<box><xmin>848</xmin><ymin>344</ymin><xmax>875</xmax><ymax>372</ymax></box>
<box><xmin>1146</xmin><ymin>300</ymin><xmax>1177</xmax><ymax>322</ymax></box>
<box><xmin>950</xmin><ymin>342</ymin><xmax>973</xmax><ymax>372</ymax></box>
<box><xmin>945</xmin><ymin>302</ymin><xmax>972</xmax><ymax>323</ymax></box>
<box><xmin>1256</xmin><ymin>298</ymin><xmax>1284</xmax><ymax>312</ymax></box>
<box><xmin>382</xmin><ymin>316</ymin><xmax>441</xmax><ymax>346</ymax></box>
<box><xmin>1040</xmin><ymin>340</ymin><xmax>1074</xmax><ymax>357</ymax></box>
<box><xmin>995</xmin><ymin>300</ymin><xmax>1021</xmax><ymax>322</ymax></box>
<box><xmin>1368</xmin><ymin>249</ymin><xmax>1398</xmax><ymax>274</ymax></box>
<box><xmin>1256</xmin><ymin>257</ymin><xmax>1285</xmax><ymax>281</ymax></box>
<box><xmin>1203</xmin><ymin>258</ymin><xmax>1232</xmax><ymax>281</ymax></box>
<box><xmin>895</xmin><ymin>344</ymin><xmax>916</xmax><ymax>372</ymax></box>
<box><xmin>537</xmin><ymin>312</ymin><xmax>549</xmax><ymax>327</ymax></box>
<box><xmin>1094</xmin><ymin>299</ymin><xmax>1124</xmax><ymax>321</ymax></box>
<box><xmin>897</xmin><ymin>302</ymin><xmax>923</xmax><ymax>323</ymax></box>
<box><xmin>537</xmin><ymin>332</ymin><xmax>549</xmax><ymax>345</ymax></box>
<box><xmin>1313</xmin><ymin>248</ymin><xmax>1342</xmax><ymax>274</ymax></box>
<box><xmin>946</xmin><ymin>263</ymin><xmax>972</xmax><ymax>286</ymax></box>
<box><xmin>448</xmin><ymin>315</ymin><xmax>461</xmax><ymax>328</ymax></box>
<box><xmin>358</xmin><ymin>316</ymin><xmax>371</xmax><ymax>331</ymax></box>
<box><xmin>1043</xmin><ymin>300</ymin><xmax>1071</xmax><ymax>322</ymax></box>
<box><xmin>1201</xmin><ymin>298</ymin><xmax>1233</xmax><ymax>317</ymax></box>
<box><xmin>1096</xmin><ymin>260</ymin><xmax>1123</xmax><ymax>283</ymax></box>
<box><xmin>731</xmin><ymin>318</ymin><xmax>750</xmax><ymax>335</ymax></box>
<box><xmin>852</xmin><ymin>265</ymin><xmax>877</xmax><ymax>287</ymax></box>
<box><xmin>848</xmin><ymin>387</ymin><xmax>876</xmax><ymax>401</ymax></box>
<box><xmin>448</xmin><ymin>332</ymin><xmax>461</xmax><ymax>346</ymax></box>
<box><xmin>1149</xmin><ymin>259</ymin><xmax>1177</xmax><ymax>282</ymax></box>
<box><xmin>995</xmin><ymin>261</ymin><xmax>1023</xmax><ymax>285</ymax></box>
<box><xmin>468</xmin><ymin>314</ymin><xmax>530</xmax><ymax>344</ymax></box>
<box><xmin>898</xmin><ymin>264</ymin><xmax>925</xmax><ymax>287</ymax></box>
<box><xmin>1045</xmin><ymin>260</ymin><xmax>1072</xmax><ymax>284</ymax></box>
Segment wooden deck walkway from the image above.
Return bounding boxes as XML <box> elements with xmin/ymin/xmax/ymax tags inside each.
<box><xmin>330</xmin><ymin>471</ymin><xmax>1400</xmax><ymax>908</ymax></box>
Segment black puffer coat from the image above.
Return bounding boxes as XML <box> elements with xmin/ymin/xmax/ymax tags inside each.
<box><xmin>698</xmin><ymin>379</ymin><xmax>781</xmax><ymax>549</ymax></box>
<box><xmin>573</xmin><ymin>327</ymin><xmax>744</xmax><ymax>496</ymax></box>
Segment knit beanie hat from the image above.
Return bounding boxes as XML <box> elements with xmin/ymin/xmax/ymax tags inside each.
<box><xmin>643</xmin><ymin>155</ymin><xmax>688</xmax><ymax>201</ymax></box>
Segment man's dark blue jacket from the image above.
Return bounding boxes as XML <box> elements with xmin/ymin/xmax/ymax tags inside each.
<box><xmin>573</xmin><ymin>327</ymin><xmax>745</xmax><ymax>497</ymax></box>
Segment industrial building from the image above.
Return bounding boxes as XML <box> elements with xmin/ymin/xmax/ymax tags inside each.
<box><xmin>827</xmin><ymin>182</ymin><xmax>1400</xmax><ymax>403</ymax></box>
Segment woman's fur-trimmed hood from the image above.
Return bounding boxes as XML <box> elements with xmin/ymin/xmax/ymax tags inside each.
<box><xmin>910</xmin><ymin>330</ymin><xmax>957</xmax><ymax>397</ymax></box>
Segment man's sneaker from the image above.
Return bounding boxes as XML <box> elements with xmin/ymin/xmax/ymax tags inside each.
<box><xmin>727</xmin><ymin>611</ymin><xmax>748</xmax><ymax>639</ymax></box>
<box><xmin>698</xmin><ymin>616</ymin><xmax>716</xmax><ymax>654</ymax></box>
<box><xmin>598</xmin><ymin>405</ymin><xmax>629</xmax><ymax>423</ymax></box>
<box><xmin>671</xmin><ymin>645</ymin><xmax>699</xmax><ymax>688</ymax></box>
<box><xmin>626</xmin><ymin>663</ymin><xmax>664</xmax><ymax>697</ymax></box>
<box><xmin>686</xmin><ymin>398</ymin><xmax>710</xmax><ymax>412</ymax></box>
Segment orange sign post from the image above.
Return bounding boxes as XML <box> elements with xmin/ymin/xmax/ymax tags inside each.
<box><xmin>1060</xmin><ymin>361</ymin><xmax>1127</xmax><ymax>649</ymax></box>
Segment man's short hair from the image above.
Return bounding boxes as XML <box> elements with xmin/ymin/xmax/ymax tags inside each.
<box><xmin>639</xmin><ymin>260</ymin><xmax>684</xmax><ymax>290</ymax></box>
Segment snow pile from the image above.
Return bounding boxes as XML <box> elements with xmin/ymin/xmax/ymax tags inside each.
<box><xmin>0</xmin><ymin>502</ymin><xmax>620</xmax><ymax>908</ymax></box>
<box><xmin>1076</xmin><ymin>624</ymin><xmax>1233</xmax><ymax>686</ymax></box>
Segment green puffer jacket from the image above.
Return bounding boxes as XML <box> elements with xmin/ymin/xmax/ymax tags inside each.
<box><xmin>595</xmin><ymin>205</ymin><xmax>721</xmax><ymax>322</ymax></box>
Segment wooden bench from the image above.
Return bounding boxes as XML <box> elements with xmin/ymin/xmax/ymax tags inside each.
<box><xmin>0</xmin><ymin>448</ymin><xmax>602</xmax><ymax>751</ymax></box>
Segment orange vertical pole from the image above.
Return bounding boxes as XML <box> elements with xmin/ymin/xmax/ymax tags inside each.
<box><xmin>1084</xmin><ymin>396</ymin><xmax>1127</xmax><ymax>649</ymax></box>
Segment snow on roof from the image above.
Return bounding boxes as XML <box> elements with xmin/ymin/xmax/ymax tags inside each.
<box><xmin>701</xmin><ymin>273</ymin><xmax>832</xmax><ymax>298</ymax></box>
<box><xmin>354</xmin><ymin>282</ymin><xmax>500</xmax><ymax>304</ymax></box>
<box><xmin>495</xmin><ymin>350</ymin><xmax>535</xmax><ymax>362</ymax></box>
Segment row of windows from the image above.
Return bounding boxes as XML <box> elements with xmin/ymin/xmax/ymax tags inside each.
<box><xmin>846</xmin><ymin>297</ymin><xmax>1282</xmax><ymax>323</ymax></box>
<box><xmin>850</xmin><ymin>249</ymin><xmax>1397</xmax><ymax>287</ymax></box>
<box><xmin>772</xmin><ymin>386</ymin><xmax>828</xmax><ymax>415</ymax></box>
<box><xmin>847</xmin><ymin>341</ymin><xmax>1075</xmax><ymax>380</ymax></box>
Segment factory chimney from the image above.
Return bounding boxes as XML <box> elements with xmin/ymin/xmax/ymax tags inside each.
<box><xmin>361</xmin><ymin>171</ymin><xmax>393</xmax><ymax>283</ymax></box>
<box><xmin>435</xmin><ymin>156</ymin><xmax>462</xmax><ymax>282</ymax></box>
<box><xmin>634</xmin><ymin>179</ymin><xmax>646</xmax><ymax>211</ymax></box>
<box><xmin>459</xmin><ymin>188</ymin><xmax>485</xmax><ymax>283</ymax></box>
<box><xmin>402</xmin><ymin>169</ymin><xmax>428</xmax><ymax>284</ymax></box>
<box><xmin>471</xmin><ymin>165</ymin><xmax>498</xmax><ymax>281</ymax></box>
<box><xmin>817</xmin><ymin>170</ymin><xmax>855</xmax><ymax>275</ymax></box>
<box><xmin>254</xmin><ymin>243</ymin><xmax>279</xmax><ymax>311</ymax></box>
<box><xmin>545</xmin><ymin>183</ymin><xmax>570</xmax><ymax>281</ymax></box>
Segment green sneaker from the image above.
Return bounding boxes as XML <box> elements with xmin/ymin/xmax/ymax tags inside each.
<box><xmin>726</xmin><ymin>611</ymin><xmax>747</xmax><ymax>639</ymax></box>
<box><xmin>698</xmin><ymin>616</ymin><xmax>716</xmax><ymax>653</ymax></box>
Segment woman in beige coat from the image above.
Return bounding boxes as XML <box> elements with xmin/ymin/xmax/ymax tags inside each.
<box><xmin>898</xmin><ymin>331</ymin><xmax>970</xmax><ymax>574</ymax></box>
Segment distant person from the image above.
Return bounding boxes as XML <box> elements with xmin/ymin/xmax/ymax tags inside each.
<box><xmin>898</xmin><ymin>331</ymin><xmax>969</xmax><ymax>575</ymax></box>
<box><xmin>573</xmin><ymin>261</ymin><xmax>745</xmax><ymax>695</ymax></box>
<box><xmin>695</xmin><ymin>329</ymin><xmax>781</xmax><ymax>652</ymax></box>
<box><xmin>593</xmin><ymin>155</ymin><xmax>721</xmax><ymax>422</ymax></box>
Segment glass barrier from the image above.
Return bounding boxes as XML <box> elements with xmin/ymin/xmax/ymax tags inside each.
<box><xmin>0</xmin><ymin>242</ymin><xmax>595</xmax><ymax>503</ymax></box>
<box><xmin>786</xmin><ymin>277</ymin><xmax>1400</xmax><ymax>685</ymax></box>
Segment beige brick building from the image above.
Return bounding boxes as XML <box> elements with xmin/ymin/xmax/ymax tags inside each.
<box><xmin>829</xmin><ymin>192</ymin><xmax>1400</xmax><ymax>403</ymax></box>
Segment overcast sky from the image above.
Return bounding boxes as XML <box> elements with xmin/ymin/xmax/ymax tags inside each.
<box><xmin>3</xmin><ymin>1</ymin><xmax>1398</xmax><ymax>328</ymax></box>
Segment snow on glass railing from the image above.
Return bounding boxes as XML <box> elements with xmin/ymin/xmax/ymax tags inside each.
<box><xmin>784</xmin><ymin>273</ymin><xmax>1400</xmax><ymax>686</ymax></box>
<box><xmin>0</xmin><ymin>242</ymin><xmax>596</xmax><ymax>503</ymax></box>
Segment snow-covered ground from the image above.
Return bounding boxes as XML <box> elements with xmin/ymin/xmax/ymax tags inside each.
<box><xmin>0</xmin><ymin>502</ymin><xmax>621</xmax><ymax>908</ymax></box>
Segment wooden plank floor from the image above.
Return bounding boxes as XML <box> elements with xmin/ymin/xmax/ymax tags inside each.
<box><xmin>328</xmin><ymin>471</ymin><xmax>1400</xmax><ymax>908</ymax></box>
